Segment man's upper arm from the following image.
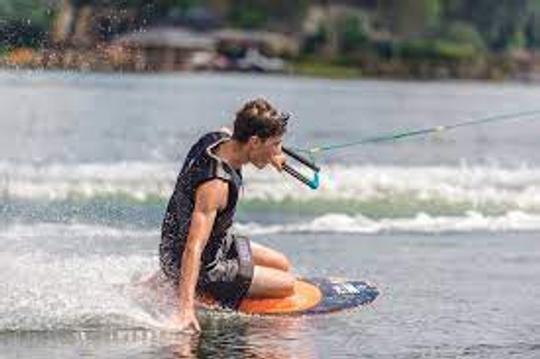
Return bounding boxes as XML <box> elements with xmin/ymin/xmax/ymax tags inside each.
<box><xmin>194</xmin><ymin>178</ymin><xmax>228</xmax><ymax>214</ymax></box>
<box><xmin>186</xmin><ymin>179</ymin><xmax>229</xmax><ymax>249</ymax></box>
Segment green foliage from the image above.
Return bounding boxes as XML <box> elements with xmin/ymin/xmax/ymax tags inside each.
<box><xmin>0</xmin><ymin>0</ymin><xmax>54</xmax><ymax>29</ymax></box>
<box><xmin>0</xmin><ymin>0</ymin><xmax>54</xmax><ymax>47</ymax></box>
<box><xmin>525</xmin><ymin>1</ymin><xmax>540</xmax><ymax>47</ymax></box>
<box><xmin>303</xmin><ymin>24</ymin><xmax>327</xmax><ymax>54</ymax></box>
<box><xmin>227</xmin><ymin>0</ymin><xmax>308</xmax><ymax>29</ymax></box>
<box><xmin>509</xmin><ymin>30</ymin><xmax>527</xmax><ymax>49</ymax></box>
<box><xmin>441</xmin><ymin>21</ymin><xmax>486</xmax><ymax>51</ymax></box>
<box><xmin>441</xmin><ymin>0</ymin><xmax>530</xmax><ymax>51</ymax></box>
<box><xmin>432</xmin><ymin>40</ymin><xmax>477</xmax><ymax>61</ymax></box>
<box><xmin>5</xmin><ymin>0</ymin><xmax>540</xmax><ymax>67</ymax></box>
<box><xmin>229</xmin><ymin>4</ymin><xmax>267</xmax><ymax>29</ymax></box>
<box><xmin>291</xmin><ymin>58</ymin><xmax>363</xmax><ymax>78</ymax></box>
<box><xmin>378</xmin><ymin>0</ymin><xmax>442</xmax><ymax>35</ymax></box>
<box><xmin>338</xmin><ymin>14</ymin><xmax>369</xmax><ymax>53</ymax></box>
<box><xmin>398</xmin><ymin>38</ymin><xmax>478</xmax><ymax>61</ymax></box>
<box><xmin>158</xmin><ymin>0</ymin><xmax>200</xmax><ymax>13</ymax></box>
<box><xmin>423</xmin><ymin>0</ymin><xmax>443</xmax><ymax>29</ymax></box>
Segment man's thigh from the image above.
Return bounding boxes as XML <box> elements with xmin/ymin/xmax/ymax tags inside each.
<box><xmin>246</xmin><ymin>265</ymin><xmax>295</xmax><ymax>298</ymax></box>
<box><xmin>250</xmin><ymin>241</ymin><xmax>291</xmax><ymax>271</ymax></box>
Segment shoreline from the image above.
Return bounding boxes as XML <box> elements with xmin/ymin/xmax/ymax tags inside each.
<box><xmin>1</xmin><ymin>47</ymin><xmax>540</xmax><ymax>84</ymax></box>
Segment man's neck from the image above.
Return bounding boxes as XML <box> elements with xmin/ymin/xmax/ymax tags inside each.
<box><xmin>215</xmin><ymin>139</ymin><xmax>247</xmax><ymax>170</ymax></box>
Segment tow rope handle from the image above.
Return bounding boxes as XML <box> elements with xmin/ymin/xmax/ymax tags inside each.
<box><xmin>282</xmin><ymin>146</ymin><xmax>320</xmax><ymax>190</ymax></box>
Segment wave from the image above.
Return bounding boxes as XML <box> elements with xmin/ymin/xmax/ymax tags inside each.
<box><xmin>2</xmin><ymin>161</ymin><xmax>540</xmax><ymax>217</ymax></box>
<box><xmin>235</xmin><ymin>211</ymin><xmax>540</xmax><ymax>234</ymax></box>
<box><xmin>0</xmin><ymin>252</ymin><xmax>161</xmax><ymax>332</ymax></box>
<box><xmin>0</xmin><ymin>222</ymin><xmax>158</xmax><ymax>241</ymax></box>
<box><xmin>2</xmin><ymin>209</ymin><xmax>540</xmax><ymax>244</ymax></box>
<box><xmin>1</xmin><ymin>210</ymin><xmax>540</xmax><ymax>332</ymax></box>
<box><xmin>0</xmin><ymin>161</ymin><xmax>176</xmax><ymax>202</ymax></box>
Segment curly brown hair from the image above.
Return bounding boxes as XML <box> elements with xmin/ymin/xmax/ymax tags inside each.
<box><xmin>232</xmin><ymin>98</ymin><xmax>288</xmax><ymax>143</ymax></box>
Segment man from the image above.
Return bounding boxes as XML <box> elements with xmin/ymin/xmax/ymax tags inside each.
<box><xmin>159</xmin><ymin>98</ymin><xmax>295</xmax><ymax>332</ymax></box>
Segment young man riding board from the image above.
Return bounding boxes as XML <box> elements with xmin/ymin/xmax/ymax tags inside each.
<box><xmin>159</xmin><ymin>98</ymin><xmax>295</xmax><ymax>332</ymax></box>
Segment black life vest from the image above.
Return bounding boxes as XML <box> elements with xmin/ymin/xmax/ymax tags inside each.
<box><xmin>159</xmin><ymin>131</ymin><xmax>243</xmax><ymax>279</ymax></box>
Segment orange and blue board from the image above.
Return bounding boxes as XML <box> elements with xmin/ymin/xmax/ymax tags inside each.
<box><xmin>208</xmin><ymin>277</ymin><xmax>379</xmax><ymax>315</ymax></box>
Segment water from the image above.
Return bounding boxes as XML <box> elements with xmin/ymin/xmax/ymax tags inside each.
<box><xmin>1</xmin><ymin>70</ymin><xmax>540</xmax><ymax>358</ymax></box>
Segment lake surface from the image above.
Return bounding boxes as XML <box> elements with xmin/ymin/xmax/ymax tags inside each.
<box><xmin>1</xmin><ymin>70</ymin><xmax>540</xmax><ymax>358</ymax></box>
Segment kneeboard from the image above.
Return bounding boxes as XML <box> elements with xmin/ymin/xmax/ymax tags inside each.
<box><xmin>205</xmin><ymin>277</ymin><xmax>379</xmax><ymax>315</ymax></box>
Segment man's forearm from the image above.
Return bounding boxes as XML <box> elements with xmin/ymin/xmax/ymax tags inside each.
<box><xmin>178</xmin><ymin>242</ymin><xmax>202</xmax><ymax>309</ymax></box>
<box><xmin>175</xmin><ymin>181</ymin><xmax>223</xmax><ymax>314</ymax></box>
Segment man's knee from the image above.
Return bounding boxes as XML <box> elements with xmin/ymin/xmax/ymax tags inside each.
<box><xmin>252</xmin><ymin>242</ymin><xmax>292</xmax><ymax>272</ymax></box>
<box><xmin>248</xmin><ymin>266</ymin><xmax>295</xmax><ymax>298</ymax></box>
<box><xmin>278</xmin><ymin>254</ymin><xmax>292</xmax><ymax>272</ymax></box>
<box><xmin>265</xmin><ymin>270</ymin><xmax>295</xmax><ymax>297</ymax></box>
<box><xmin>263</xmin><ymin>252</ymin><xmax>291</xmax><ymax>272</ymax></box>
<box><xmin>280</xmin><ymin>271</ymin><xmax>295</xmax><ymax>296</ymax></box>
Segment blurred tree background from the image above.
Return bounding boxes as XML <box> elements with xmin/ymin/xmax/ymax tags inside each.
<box><xmin>2</xmin><ymin>0</ymin><xmax>540</xmax><ymax>77</ymax></box>
<box><xmin>3</xmin><ymin>0</ymin><xmax>540</xmax><ymax>51</ymax></box>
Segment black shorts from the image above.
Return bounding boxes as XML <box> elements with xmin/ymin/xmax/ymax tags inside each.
<box><xmin>199</xmin><ymin>234</ymin><xmax>254</xmax><ymax>309</ymax></box>
<box><xmin>162</xmin><ymin>234</ymin><xmax>254</xmax><ymax>310</ymax></box>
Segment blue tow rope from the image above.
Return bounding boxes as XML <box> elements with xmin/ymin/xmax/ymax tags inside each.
<box><xmin>283</xmin><ymin>109</ymin><xmax>540</xmax><ymax>190</ymax></box>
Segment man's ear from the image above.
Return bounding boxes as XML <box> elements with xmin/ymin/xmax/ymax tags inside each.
<box><xmin>248</xmin><ymin>136</ymin><xmax>261</xmax><ymax>148</ymax></box>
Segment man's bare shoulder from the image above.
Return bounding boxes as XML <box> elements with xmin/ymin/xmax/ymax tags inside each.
<box><xmin>194</xmin><ymin>179</ymin><xmax>229</xmax><ymax>212</ymax></box>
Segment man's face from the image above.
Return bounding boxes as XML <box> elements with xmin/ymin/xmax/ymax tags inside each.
<box><xmin>248</xmin><ymin>135</ymin><xmax>283</xmax><ymax>169</ymax></box>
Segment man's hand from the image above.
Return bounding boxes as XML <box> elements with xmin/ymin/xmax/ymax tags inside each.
<box><xmin>168</xmin><ymin>308</ymin><xmax>201</xmax><ymax>333</ymax></box>
<box><xmin>270</xmin><ymin>153</ymin><xmax>286</xmax><ymax>172</ymax></box>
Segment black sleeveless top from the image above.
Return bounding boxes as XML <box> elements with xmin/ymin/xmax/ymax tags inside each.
<box><xmin>159</xmin><ymin>131</ymin><xmax>243</xmax><ymax>280</ymax></box>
